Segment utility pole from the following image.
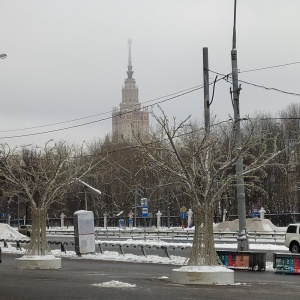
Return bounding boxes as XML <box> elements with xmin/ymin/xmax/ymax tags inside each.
<box><xmin>167</xmin><ymin>185</ymin><xmax>170</xmax><ymax>228</ymax></box>
<box><xmin>203</xmin><ymin>47</ymin><xmax>210</xmax><ymax>133</ymax></box>
<box><xmin>203</xmin><ymin>47</ymin><xmax>212</xmax><ymax>233</ymax></box>
<box><xmin>231</xmin><ymin>0</ymin><xmax>249</xmax><ymax>251</ymax></box>
<box><xmin>134</xmin><ymin>188</ymin><xmax>137</xmax><ymax>228</ymax></box>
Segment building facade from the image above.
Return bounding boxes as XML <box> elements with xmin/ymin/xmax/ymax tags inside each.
<box><xmin>112</xmin><ymin>40</ymin><xmax>149</xmax><ymax>143</ymax></box>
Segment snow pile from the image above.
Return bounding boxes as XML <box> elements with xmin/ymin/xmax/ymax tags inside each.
<box><xmin>91</xmin><ymin>280</ymin><xmax>137</xmax><ymax>288</ymax></box>
<box><xmin>57</xmin><ymin>249</ymin><xmax>187</xmax><ymax>265</ymax></box>
<box><xmin>214</xmin><ymin>218</ymin><xmax>278</xmax><ymax>232</ymax></box>
<box><xmin>0</xmin><ymin>224</ymin><xmax>28</xmax><ymax>240</ymax></box>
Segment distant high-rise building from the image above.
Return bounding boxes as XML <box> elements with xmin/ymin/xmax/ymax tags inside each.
<box><xmin>112</xmin><ymin>40</ymin><xmax>149</xmax><ymax>143</ymax></box>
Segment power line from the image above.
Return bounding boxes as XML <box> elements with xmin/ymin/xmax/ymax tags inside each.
<box><xmin>0</xmin><ymin>85</ymin><xmax>203</xmax><ymax>134</ymax></box>
<box><xmin>13</xmin><ymin>113</ymin><xmax>300</xmax><ymax>159</ymax></box>
<box><xmin>238</xmin><ymin>79</ymin><xmax>300</xmax><ymax>97</ymax></box>
<box><xmin>83</xmin><ymin>114</ymin><xmax>300</xmax><ymax>160</ymax></box>
<box><xmin>239</xmin><ymin>61</ymin><xmax>300</xmax><ymax>74</ymax></box>
<box><xmin>3</xmin><ymin>60</ymin><xmax>299</xmax><ymax>135</ymax></box>
<box><xmin>7</xmin><ymin>61</ymin><xmax>297</xmax><ymax>141</ymax></box>
<box><xmin>0</xmin><ymin>72</ymin><xmax>248</xmax><ymax>141</ymax></box>
<box><xmin>0</xmin><ymin>85</ymin><xmax>204</xmax><ymax>140</ymax></box>
<box><xmin>208</xmin><ymin>69</ymin><xmax>300</xmax><ymax>98</ymax></box>
<box><xmin>72</xmin><ymin>118</ymin><xmax>233</xmax><ymax>159</ymax></box>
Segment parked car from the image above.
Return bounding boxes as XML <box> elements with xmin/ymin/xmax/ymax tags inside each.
<box><xmin>284</xmin><ymin>223</ymin><xmax>300</xmax><ymax>253</ymax></box>
<box><xmin>18</xmin><ymin>225</ymin><xmax>32</xmax><ymax>237</ymax></box>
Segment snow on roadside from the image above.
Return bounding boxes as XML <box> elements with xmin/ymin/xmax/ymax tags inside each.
<box><xmin>53</xmin><ymin>249</ymin><xmax>187</xmax><ymax>265</ymax></box>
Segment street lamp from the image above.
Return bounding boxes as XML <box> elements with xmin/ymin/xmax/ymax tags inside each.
<box><xmin>0</xmin><ymin>54</ymin><xmax>7</xmax><ymax>59</ymax></box>
<box><xmin>76</xmin><ymin>179</ymin><xmax>102</xmax><ymax>210</ymax></box>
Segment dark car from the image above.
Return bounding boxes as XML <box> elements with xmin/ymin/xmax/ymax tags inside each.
<box><xmin>18</xmin><ymin>225</ymin><xmax>32</xmax><ymax>237</ymax></box>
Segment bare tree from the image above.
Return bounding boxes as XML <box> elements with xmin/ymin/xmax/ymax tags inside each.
<box><xmin>0</xmin><ymin>140</ymin><xmax>104</xmax><ymax>256</ymax></box>
<box><xmin>136</xmin><ymin>109</ymin><xmax>285</xmax><ymax>266</ymax></box>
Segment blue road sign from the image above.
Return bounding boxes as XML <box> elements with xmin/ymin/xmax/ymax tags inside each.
<box><xmin>253</xmin><ymin>209</ymin><xmax>259</xmax><ymax>218</ymax></box>
<box><xmin>142</xmin><ymin>206</ymin><xmax>148</xmax><ymax>217</ymax></box>
<box><xmin>181</xmin><ymin>213</ymin><xmax>187</xmax><ymax>219</ymax></box>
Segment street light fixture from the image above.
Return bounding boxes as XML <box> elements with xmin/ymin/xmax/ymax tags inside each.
<box><xmin>0</xmin><ymin>54</ymin><xmax>7</xmax><ymax>59</ymax></box>
<box><xmin>76</xmin><ymin>179</ymin><xmax>102</xmax><ymax>210</ymax></box>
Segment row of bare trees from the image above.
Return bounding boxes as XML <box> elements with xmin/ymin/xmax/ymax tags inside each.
<box><xmin>0</xmin><ymin>103</ymin><xmax>300</xmax><ymax>259</ymax></box>
<box><xmin>1</xmin><ymin>105</ymin><xmax>300</xmax><ymax>225</ymax></box>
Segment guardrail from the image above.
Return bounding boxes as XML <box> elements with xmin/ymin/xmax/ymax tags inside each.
<box><xmin>0</xmin><ymin>229</ymin><xmax>285</xmax><ymax>257</ymax></box>
<box><xmin>0</xmin><ymin>229</ymin><xmax>286</xmax><ymax>263</ymax></box>
<box><xmin>0</xmin><ymin>238</ymin><xmax>189</xmax><ymax>260</ymax></box>
<box><xmin>95</xmin><ymin>240</ymin><xmax>191</xmax><ymax>259</ymax></box>
<box><xmin>46</xmin><ymin>228</ymin><xmax>285</xmax><ymax>243</ymax></box>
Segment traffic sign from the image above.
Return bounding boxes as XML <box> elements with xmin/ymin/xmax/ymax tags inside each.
<box><xmin>142</xmin><ymin>206</ymin><xmax>148</xmax><ymax>217</ymax></box>
<box><xmin>253</xmin><ymin>209</ymin><xmax>259</xmax><ymax>218</ymax></box>
<box><xmin>180</xmin><ymin>206</ymin><xmax>187</xmax><ymax>212</ymax></box>
<box><xmin>141</xmin><ymin>198</ymin><xmax>148</xmax><ymax>207</ymax></box>
<box><xmin>181</xmin><ymin>213</ymin><xmax>187</xmax><ymax>219</ymax></box>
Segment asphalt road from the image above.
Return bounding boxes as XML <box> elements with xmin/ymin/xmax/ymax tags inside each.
<box><xmin>1</xmin><ymin>253</ymin><xmax>300</xmax><ymax>300</ymax></box>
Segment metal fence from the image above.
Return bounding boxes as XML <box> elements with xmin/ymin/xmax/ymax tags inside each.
<box><xmin>43</xmin><ymin>228</ymin><xmax>286</xmax><ymax>244</ymax></box>
<box><xmin>2</xmin><ymin>212</ymin><xmax>299</xmax><ymax>229</ymax></box>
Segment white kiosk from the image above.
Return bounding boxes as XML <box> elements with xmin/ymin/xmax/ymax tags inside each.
<box><xmin>74</xmin><ymin>210</ymin><xmax>95</xmax><ymax>255</ymax></box>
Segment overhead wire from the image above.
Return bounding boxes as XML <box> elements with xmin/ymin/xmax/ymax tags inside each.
<box><xmin>0</xmin><ymin>85</ymin><xmax>203</xmax><ymax>133</ymax></box>
<box><xmin>3</xmin><ymin>60</ymin><xmax>300</xmax><ymax>140</ymax></box>
<box><xmin>71</xmin><ymin>118</ymin><xmax>233</xmax><ymax>159</ymax></box>
<box><xmin>0</xmin><ymin>85</ymin><xmax>204</xmax><ymax>140</ymax></box>
<box><xmin>239</xmin><ymin>61</ymin><xmax>300</xmax><ymax>74</ymax></box>
<box><xmin>208</xmin><ymin>69</ymin><xmax>300</xmax><ymax>98</ymax></box>
<box><xmin>73</xmin><ymin>59</ymin><xmax>300</xmax><ymax>158</ymax></box>
<box><xmin>0</xmin><ymin>73</ymin><xmax>231</xmax><ymax>140</ymax></box>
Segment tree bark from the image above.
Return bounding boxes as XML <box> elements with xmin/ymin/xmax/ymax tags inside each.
<box><xmin>187</xmin><ymin>204</ymin><xmax>220</xmax><ymax>266</ymax></box>
<box><xmin>27</xmin><ymin>207</ymin><xmax>51</xmax><ymax>256</ymax></box>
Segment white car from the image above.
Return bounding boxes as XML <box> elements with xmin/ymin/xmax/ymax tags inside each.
<box><xmin>18</xmin><ymin>225</ymin><xmax>32</xmax><ymax>237</ymax></box>
<box><xmin>285</xmin><ymin>224</ymin><xmax>300</xmax><ymax>253</ymax></box>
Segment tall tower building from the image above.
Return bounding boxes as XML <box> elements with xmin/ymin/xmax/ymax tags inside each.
<box><xmin>112</xmin><ymin>40</ymin><xmax>149</xmax><ymax>143</ymax></box>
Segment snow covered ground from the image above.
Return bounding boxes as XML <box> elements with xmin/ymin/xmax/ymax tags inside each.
<box><xmin>0</xmin><ymin>222</ymin><xmax>289</xmax><ymax>272</ymax></box>
<box><xmin>1</xmin><ymin>241</ymin><xmax>281</xmax><ymax>271</ymax></box>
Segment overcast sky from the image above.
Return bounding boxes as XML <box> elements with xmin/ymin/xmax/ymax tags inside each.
<box><xmin>0</xmin><ymin>0</ymin><xmax>299</xmax><ymax>147</ymax></box>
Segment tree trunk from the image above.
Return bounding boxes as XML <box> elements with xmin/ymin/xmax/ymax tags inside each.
<box><xmin>187</xmin><ymin>203</ymin><xmax>220</xmax><ymax>266</ymax></box>
<box><xmin>27</xmin><ymin>207</ymin><xmax>52</xmax><ymax>256</ymax></box>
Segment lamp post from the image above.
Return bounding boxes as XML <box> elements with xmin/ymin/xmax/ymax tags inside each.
<box><xmin>76</xmin><ymin>179</ymin><xmax>101</xmax><ymax>211</ymax></box>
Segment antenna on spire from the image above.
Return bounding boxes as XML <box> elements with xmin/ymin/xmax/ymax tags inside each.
<box><xmin>232</xmin><ymin>0</ymin><xmax>237</xmax><ymax>50</ymax></box>
<box><xmin>126</xmin><ymin>38</ymin><xmax>134</xmax><ymax>79</ymax></box>
<box><xmin>128</xmin><ymin>38</ymin><xmax>132</xmax><ymax>67</ymax></box>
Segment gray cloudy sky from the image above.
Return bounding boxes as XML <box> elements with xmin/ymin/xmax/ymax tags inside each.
<box><xmin>0</xmin><ymin>0</ymin><xmax>300</xmax><ymax>147</ymax></box>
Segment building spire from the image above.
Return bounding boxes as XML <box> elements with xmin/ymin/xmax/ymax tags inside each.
<box><xmin>128</xmin><ymin>38</ymin><xmax>132</xmax><ymax>66</ymax></box>
<box><xmin>127</xmin><ymin>38</ymin><xmax>134</xmax><ymax>79</ymax></box>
